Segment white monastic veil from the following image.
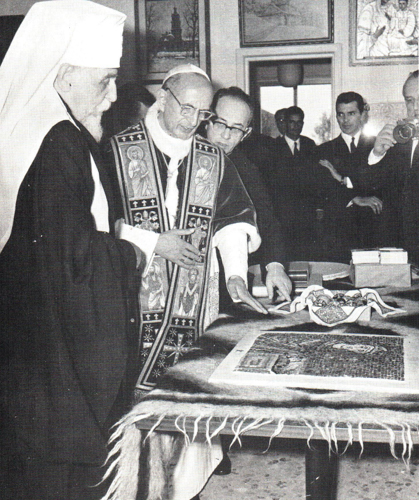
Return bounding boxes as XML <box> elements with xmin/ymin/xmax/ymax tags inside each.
<box><xmin>0</xmin><ymin>0</ymin><xmax>126</xmax><ymax>252</ymax></box>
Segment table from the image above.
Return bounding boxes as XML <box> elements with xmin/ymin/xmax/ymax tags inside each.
<box><xmin>103</xmin><ymin>283</ymin><xmax>419</xmax><ymax>500</ymax></box>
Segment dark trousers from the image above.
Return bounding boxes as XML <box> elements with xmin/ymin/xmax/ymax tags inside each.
<box><xmin>0</xmin><ymin>411</ymin><xmax>109</xmax><ymax>500</ymax></box>
<box><xmin>1</xmin><ymin>447</ymin><xmax>108</xmax><ymax>500</ymax></box>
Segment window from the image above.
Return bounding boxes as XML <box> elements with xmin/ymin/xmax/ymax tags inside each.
<box><xmin>260</xmin><ymin>83</ymin><xmax>332</xmax><ymax>144</ymax></box>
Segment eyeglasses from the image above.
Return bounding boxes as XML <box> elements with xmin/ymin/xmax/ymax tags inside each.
<box><xmin>166</xmin><ymin>87</ymin><xmax>214</xmax><ymax>121</ymax></box>
<box><xmin>210</xmin><ymin>118</ymin><xmax>249</xmax><ymax>138</ymax></box>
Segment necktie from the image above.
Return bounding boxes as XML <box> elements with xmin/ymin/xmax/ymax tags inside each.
<box><xmin>294</xmin><ymin>142</ymin><xmax>299</xmax><ymax>156</ymax></box>
<box><xmin>350</xmin><ymin>136</ymin><xmax>356</xmax><ymax>153</ymax></box>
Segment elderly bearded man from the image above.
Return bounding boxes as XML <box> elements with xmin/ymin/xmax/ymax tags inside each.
<box><xmin>0</xmin><ymin>2</ymin><xmax>143</xmax><ymax>500</ymax></box>
<box><xmin>205</xmin><ymin>86</ymin><xmax>292</xmax><ymax>302</ymax></box>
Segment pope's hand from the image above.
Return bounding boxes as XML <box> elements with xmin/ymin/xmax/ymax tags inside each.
<box><xmin>265</xmin><ymin>263</ymin><xmax>292</xmax><ymax>303</ymax></box>
<box><xmin>227</xmin><ymin>275</ymin><xmax>268</xmax><ymax>315</ymax></box>
<box><xmin>155</xmin><ymin>228</ymin><xmax>200</xmax><ymax>269</ymax></box>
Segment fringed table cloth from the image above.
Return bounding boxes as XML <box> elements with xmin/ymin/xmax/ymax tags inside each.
<box><xmin>103</xmin><ymin>285</ymin><xmax>419</xmax><ymax>500</ymax></box>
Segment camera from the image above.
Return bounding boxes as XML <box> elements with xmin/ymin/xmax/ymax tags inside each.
<box><xmin>393</xmin><ymin>118</ymin><xmax>419</xmax><ymax>144</ymax></box>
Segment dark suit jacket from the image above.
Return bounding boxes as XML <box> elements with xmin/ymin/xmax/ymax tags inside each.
<box><xmin>371</xmin><ymin>140</ymin><xmax>419</xmax><ymax>261</ymax></box>
<box><xmin>264</xmin><ymin>134</ymin><xmax>318</xmax><ymax>212</ymax></box>
<box><xmin>229</xmin><ymin>148</ymin><xmax>287</xmax><ymax>267</ymax></box>
<box><xmin>316</xmin><ymin>133</ymin><xmax>377</xmax><ymax>205</ymax></box>
<box><xmin>274</xmin><ymin>134</ymin><xmax>317</xmax><ymax>157</ymax></box>
<box><xmin>315</xmin><ymin>133</ymin><xmax>380</xmax><ymax>261</ymax></box>
<box><xmin>238</xmin><ymin>132</ymin><xmax>278</xmax><ymax>182</ymax></box>
<box><xmin>261</xmin><ymin>135</ymin><xmax>320</xmax><ymax>261</ymax></box>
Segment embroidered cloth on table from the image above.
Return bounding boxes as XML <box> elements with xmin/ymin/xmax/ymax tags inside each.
<box><xmin>268</xmin><ymin>285</ymin><xmax>405</xmax><ymax>327</ymax></box>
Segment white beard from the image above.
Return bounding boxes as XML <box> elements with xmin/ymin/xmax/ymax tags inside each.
<box><xmin>81</xmin><ymin>113</ymin><xmax>104</xmax><ymax>142</ymax></box>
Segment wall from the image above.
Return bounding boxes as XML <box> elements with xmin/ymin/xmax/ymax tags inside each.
<box><xmin>1</xmin><ymin>0</ymin><xmax>415</xmax><ymax>112</ymax></box>
<box><xmin>209</xmin><ymin>0</ymin><xmax>415</xmax><ymax>124</ymax></box>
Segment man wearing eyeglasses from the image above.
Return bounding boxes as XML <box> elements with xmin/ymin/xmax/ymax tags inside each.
<box><xmin>206</xmin><ymin>86</ymin><xmax>292</xmax><ymax>303</ymax></box>
<box><xmin>110</xmin><ymin>65</ymin><xmax>266</xmax><ymax>391</ymax></box>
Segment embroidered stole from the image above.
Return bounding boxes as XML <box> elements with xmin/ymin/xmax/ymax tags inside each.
<box><xmin>111</xmin><ymin>122</ymin><xmax>223</xmax><ymax>391</ymax></box>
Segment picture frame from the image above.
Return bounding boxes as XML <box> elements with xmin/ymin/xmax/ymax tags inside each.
<box><xmin>349</xmin><ymin>0</ymin><xmax>418</xmax><ymax>66</ymax></box>
<box><xmin>135</xmin><ymin>0</ymin><xmax>210</xmax><ymax>83</ymax></box>
<box><xmin>238</xmin><ymin>0</ymin><xmax>334</xmax><ymax>47</ymax></box>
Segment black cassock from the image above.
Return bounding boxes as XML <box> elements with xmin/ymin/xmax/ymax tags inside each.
<box><xmin>0</xmin><ymin>120</ymin><xmax>141</xmax><ymax>467</ymax></box>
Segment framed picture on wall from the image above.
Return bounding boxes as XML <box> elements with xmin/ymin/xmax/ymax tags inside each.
<box><xmin>238</xmin><ymin>0</ymin><xmax>334</xmax><ymax>47</ymax></box>
<box><xmin>349</xmin><ymin>0</ymin><xmax>418</xmax><ymax>65</ymax></box>
<box><xmin>135</xmin><ymin>0</ymin><xmax>210</xmax><ymax>83</ymax></box>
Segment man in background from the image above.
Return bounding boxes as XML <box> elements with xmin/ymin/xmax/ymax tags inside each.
<box><xmin>206</xmin><ymin>86</ymin><xmax>292</xmax><ymax>302</ymax></box>
<box><xmin>274</xmin><ymin>107</ymin><xmax>287</xmax><ymax>138</ymax></box>
<box><xmin>317</xmin><ymin>91</ymin><xmax>383</xmax><ymax>261</ymax></box>
<box><xmin>0</xmin><ymin>2</ymin><xmax>143</xmax><ymax>499</ymax></box>
<box><xmin>265</xmin><ymin>106</ymin><xmax>319</xmax><ymax>261</ymax></box>
<box><xmin>368</xmin><ymin>70</ymin><xmax>419</xmax><ymax>262</ymax></box>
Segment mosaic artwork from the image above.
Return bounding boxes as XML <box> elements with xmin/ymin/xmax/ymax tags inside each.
<box><xmin>235</xmin><ymin>331</ymin><xmax>404</xmax><ymax>381</ymax></box>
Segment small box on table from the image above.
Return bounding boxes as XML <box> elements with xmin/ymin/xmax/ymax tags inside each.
<box><xmin>350</xmin><ymin>262</ymin><xmax>411</xmax><ymax>288</ymax></box>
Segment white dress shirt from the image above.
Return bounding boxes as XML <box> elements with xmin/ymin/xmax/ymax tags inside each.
<box><xmin>284</xmin><ymin>134</ymin><xmax>300</xmax><ymax>155</ymax></box>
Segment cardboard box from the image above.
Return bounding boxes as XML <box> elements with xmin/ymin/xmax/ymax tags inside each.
<box><xmin>350</xmin><ymin>263</ymin><xmax>411</xmax><ymax>288</ymax></box>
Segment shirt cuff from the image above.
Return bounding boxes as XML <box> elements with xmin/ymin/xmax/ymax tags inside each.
<box><xmin>344</xmin><ymin>176</ymin><xmax>353</xmax><ymax>189</ymax></box>
<box><xmin>368</xmin><ymin>149</ymin><xmax>386</xmax><ymax>165</ymax></box>
<box><xmin>117</xmin><ymin>222</ymin><xmax>159</xmax><ymax>276</ymax></box>
<box><xmin>213</xmin><ymin>223</ymin><xmax>260</xmax><ymax>285</ymax></box>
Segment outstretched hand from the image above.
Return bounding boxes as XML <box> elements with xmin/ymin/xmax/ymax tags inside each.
<box><xmin>319</xmin><ymin>159</ymin><xmax>342</xmax><ymax>183</ymax></box>
<box><xmin>155</xmin><ymin>228</ymin><xmax>201</xmax><ymax>269</ymax></box>
<box><xmin>227</xmin><ymin>275</ymin><xmax>268</xmax><ymax>315</ymax></box>
<box><xmin>265</xmin><ymin>264</ymin><xmax>292</xmax><ymax>303</ymax></box>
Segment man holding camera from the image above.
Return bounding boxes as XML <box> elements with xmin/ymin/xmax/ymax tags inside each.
<box><xmin>369</xmin><ymin>69</ymin><xmax>419</xmax><ymax>261</ymax></box>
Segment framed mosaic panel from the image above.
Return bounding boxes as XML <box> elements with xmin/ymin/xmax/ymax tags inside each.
<box><xmin>210</xmin><ymin>329</ymin><xmax>419</xmax><ymax>394</ymax></box>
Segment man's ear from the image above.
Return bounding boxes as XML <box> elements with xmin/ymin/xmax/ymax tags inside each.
<box><xmin>361</xmin><ymin>109</ymin><xmax>369</xmax><ymax>126</ymax></box>
<box><xmin>54</xmin><ymin>63</ymin><xmax>76</xmax><ymax>93</ymax></box>
<box><xmin>156</xmin><ymin>88</ymin><xmax>167</xmax><ymax>112</ymax></box>
<box><xmin>241</xmin><ymin>127</ymin><xmax>252</xmax><ymax>142</ymax></box>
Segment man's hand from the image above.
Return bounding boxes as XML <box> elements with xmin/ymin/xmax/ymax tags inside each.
<box><xmin>265</xmin><ymin>263</ymin><xmax>292</xmax><ymax>303</ymax></box>
<box><xmin>373</xmin><ymin>121</ymin><xmax>397</xmax><ymax>156</ymax></box>
<box><xmin>155</xmin><ymin>228</ymin><xmax>201</xmax><ymax>269</ymax></box>
<box><xmin>227</xmin><ymin>275</ymin><xmax>268</xmax><ymax>315</ymax></box>
<box><xmin>319</xmin><ymin>159</ymin><xmax>343</xmax><ymax>183</ymax></box>
<box><xmin>352</xmin><ymin>196</ymin><xmax>383</xmax><ymax>214</ymax></box>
